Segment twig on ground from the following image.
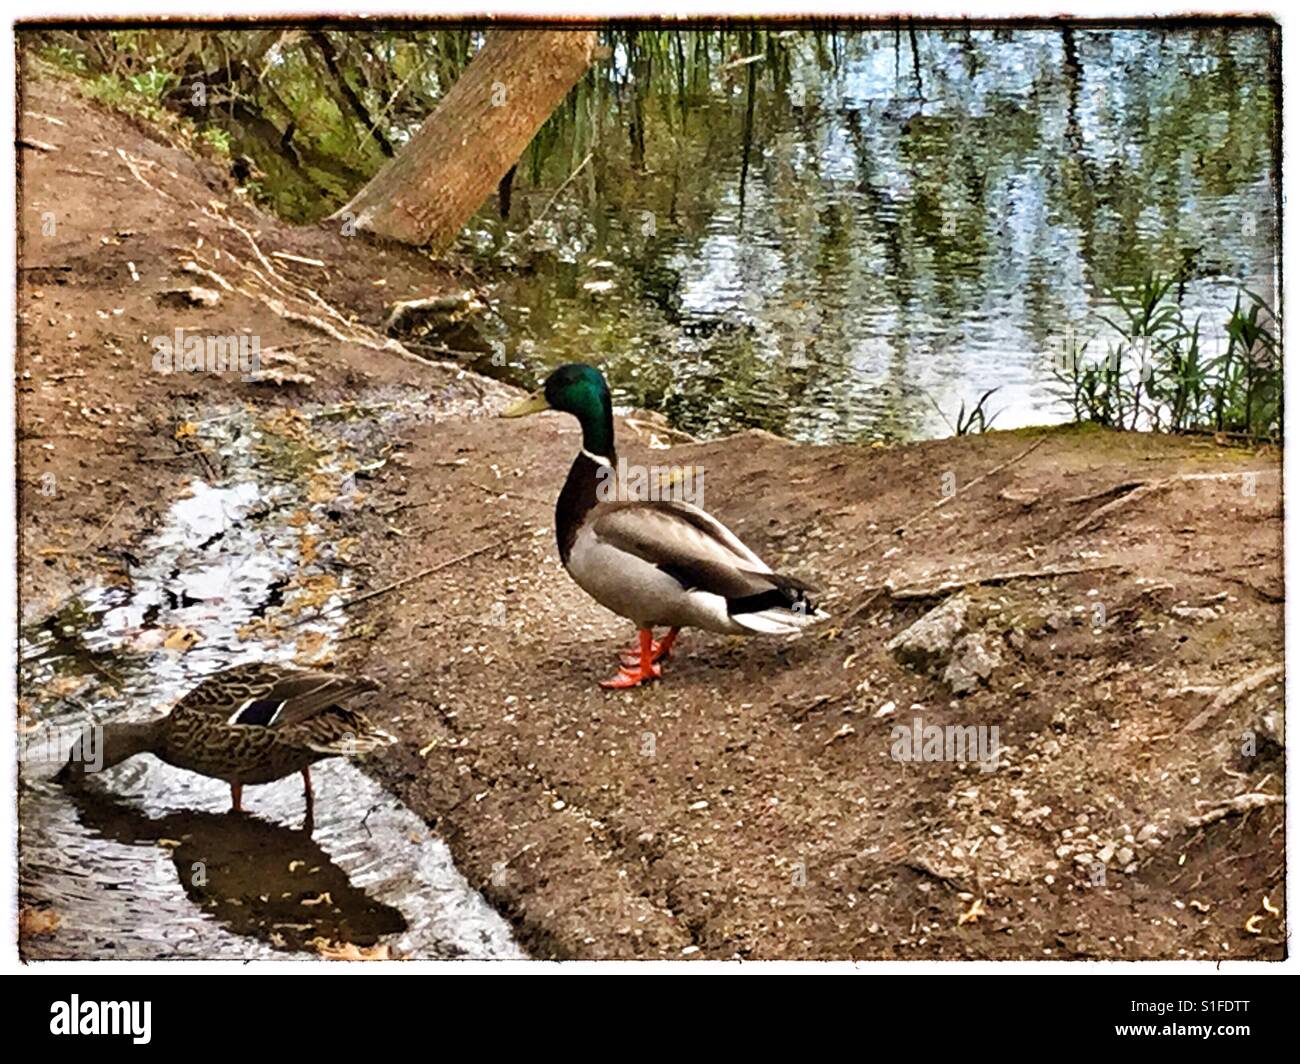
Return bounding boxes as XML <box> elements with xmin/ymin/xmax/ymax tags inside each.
<box><xmin>287</xmin><ymin>532</ymin><xmax>530</xmax><ymax>626</ymax></box>
<box><xmin>1063</xmin><ymin>480</ymin><xmax>1146</xmax><ymax>506</ymax></box>
<box><xmin>1182</xmin><ymin>664</ymin><xmax>1284</xmax><ymax>732</ymax></box>
<box><xmin>270</xmin><ymin>251</ymin><xmax>327</xmax><ymax>269</ymax></box>
<box><xmin>890</xmin><ymin>437</ymin><xmax>1047</xmax><ymax>539</ymax></box>
<box><xmin>85</xmin><ymin>495</ymin><xmax>129</xmax><ymax>552</ymax></box>
<box><xmin>845</xmin><ymin>436</ymin><xmax>1048</xmax><ymax>568</ymax></box>
<box><xmin>468</xmin><ymin>481</ymin><xmax>551</xmax><ymax>507</ymax></box>
<box><xmin>883</xmin><ymin>562</ymin><xmax>1126</xmax><ymax>601</ymax></box>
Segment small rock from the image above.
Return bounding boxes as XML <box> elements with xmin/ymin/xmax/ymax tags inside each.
<box><xmin>1137</xmin><ymin>824</ymin><xmax>1159</xmax><ymax>842</ymax></box>
<box><xmin>1259</xmin><ymin>705</ymin><xmax>1284</xmax><ymax>747</ymax></box>
<box><xmin>1097</xmin><ymin>844</ymin><xmax>1115</xmax><ymax>864</ymax></box>
<box><xmin>942</xmin><ymin>632</ymin><xmax>1002</xmax><ymax>695</ymax></box>
<box><xmin>875</xmin><ymin>700</ymin><xmax>896</xmax><ymax>718</ymax></box>
<box><xmin>1116</xmin><ymin>847</ymin><xmax>1134</xmax><ymax>865</ymax></box>
<box><xmin>1171</xmin><ymin>605</ymin><xmax>1218</xmax><ymax>622</ymax></box>
<box><xmin>887</xmin><ymin>593</ymin><xmax>971</xmax><ymax>674</ymax></box>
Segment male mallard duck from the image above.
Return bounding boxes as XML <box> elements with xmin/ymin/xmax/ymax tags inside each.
<box><xmin>503</xmin><ymin>363</ymin><xmax>826</xmax><ymax>688</ymax></box>
<box><xmin>55</xmin><ymin>663</ymin><xmax>394</xmax><ymax>813</ymax></box>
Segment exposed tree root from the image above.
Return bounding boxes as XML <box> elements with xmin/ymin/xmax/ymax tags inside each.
<box><xmin>1185</xmin><ymin>792</ymin><xmax>1283</xmax><ymax>828</ymax></box>
<box><xmin>117</xmin><ymin>142</ymin><xmax>460</xmax><ymax>376</ymax></box>
<box><xmin>1073</xmin><ymin>470</ymin><xmax>1278</xmax><ymax>533</ymax></box>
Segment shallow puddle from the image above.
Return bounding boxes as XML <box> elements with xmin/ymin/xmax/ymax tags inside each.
<box><xmin>19</xmin><ymin>394</ymin><xmax>522</xmax><ymax>960</ymax></box>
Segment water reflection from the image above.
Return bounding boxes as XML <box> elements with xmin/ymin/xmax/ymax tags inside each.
<box><xmin>62</xmin><ymin>785</ymin><xmax>407</xmax><ymax>954</ymax></box>
<box><xmin>483</xmin><ymin>26</ymin><xmax>1279</xmax><ymax>443</ymax></box>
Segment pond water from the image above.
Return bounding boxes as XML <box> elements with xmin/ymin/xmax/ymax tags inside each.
<box><xmin>19</xmin><ymin>397</ymin><xmax>522</xmax><ymax>960</ymax></box>
<box><xmin>476</xmin><ymin>26</ymin><xmax>1279</xmax><ymax>443</ymax></box>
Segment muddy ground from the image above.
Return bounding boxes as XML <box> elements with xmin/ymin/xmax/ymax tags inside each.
<box><xmin>17</xmin><ymin>68</ymin><xmax>1286</xmax><ymax>961</ymax></box>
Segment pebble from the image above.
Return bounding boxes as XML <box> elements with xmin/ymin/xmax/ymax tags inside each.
<box><xmin>1171</xmin><ymin>605</ymin><xmax>1218</xmax><ymax>622</ymax></box>
<box><xmin>1117</xmin><ymin>847</ymin><xmax>1135</xmax><ymax>865</ymax></box>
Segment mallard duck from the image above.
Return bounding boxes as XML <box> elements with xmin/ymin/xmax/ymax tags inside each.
<box><xmin>503</xmin><ymin>363</ymin><xmax>826</xmax><ymax>688</ymax></box>
<box><xmin>54</xmin><ymin>663</ymin><xmax>394</xmax><ymax>813</ymax></box>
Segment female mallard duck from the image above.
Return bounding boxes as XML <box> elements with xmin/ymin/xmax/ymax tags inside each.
<box><xmin>503</xmin><ymin>363</ymin><xmax>826</xmax><ymax>688</ymax></box>
<box><xmin>54</xmin><ymin>663</ymin><xmax>394</xmax><ymax>813</ymax></box>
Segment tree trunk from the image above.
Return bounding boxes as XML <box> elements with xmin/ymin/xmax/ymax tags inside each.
<box><xmin>334</xmin><ymin>29</ymin><xmax>596</xmax><ymax>249</ymax></box>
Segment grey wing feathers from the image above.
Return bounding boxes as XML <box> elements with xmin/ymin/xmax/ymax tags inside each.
<box><xmin>589</xmin><ymin>501</ymin><xmax>816</xmax><ymax>599</ymax></box>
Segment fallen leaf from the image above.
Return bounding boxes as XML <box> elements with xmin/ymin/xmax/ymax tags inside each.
<box><xmin>163</xmin><ymin>627</ymin><xmax>201</xmax><ymax>652</ymax></box>
<box><xmin>310</xmin><ymin>939</ymin><xmax>392</xmax><ymax>961</ymax></box>
<box><xmin>20</xmin><ymin>907</ymin><xmax>61</xmax><ymax>936</ymax></box>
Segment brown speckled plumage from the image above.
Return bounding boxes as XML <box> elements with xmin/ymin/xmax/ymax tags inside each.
<box><xmin>56</xmin><ymin>663</ymin><xmax>394</xmax><ymax>812</ymax></box>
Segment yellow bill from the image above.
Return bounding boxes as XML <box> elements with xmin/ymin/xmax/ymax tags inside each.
<box><xmin>502</xmin><ymin>390</ymin><xmax>550</xmax><ymax>418</ymax></box>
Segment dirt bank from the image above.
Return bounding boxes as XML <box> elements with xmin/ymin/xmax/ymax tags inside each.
<box><xmin>17</xmin><ymin>68</ymin><xmax>1285</xmax><ymax>961</ymax></box>
<box><xmin>17</xmin><ymin>63</ymin><xmax>491</xmax><ymax>618</ymax></box>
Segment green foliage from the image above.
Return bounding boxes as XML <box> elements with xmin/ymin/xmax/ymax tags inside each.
<box><xmin>1051</xmin><ymin>274</ymin><xmax>1281</xmax><ymax>441</ymax></box>
<box><xmin>928</xmin><ymin>387</ymin><xmax>1002</xmax><ymax>437</ymax></box>
<box><xmin>28</xmin><ymin>26</ymin><xmax>809</xmax><ymax>223</ymax></box>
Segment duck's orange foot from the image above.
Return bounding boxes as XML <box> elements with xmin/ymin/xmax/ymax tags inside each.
<box><xmin>619</xmin><ymin>627</ymin><xmax>680</xmax><ymax>668</ymax></box>
<box><xmin>599</xmin><ymin>661</ymin><xmax>662</xmax><ymax>689</ymax></box>
<box><xmin>602</xmin><ymin>627</ymin><xmax>666</xmax><ymax>689</ymax></box>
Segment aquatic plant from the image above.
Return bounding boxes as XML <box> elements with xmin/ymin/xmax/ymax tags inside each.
<box><xmin>1050</xmin><ymin>275</ymin><xmax>1281</xmax><ymax>441</ymax></box>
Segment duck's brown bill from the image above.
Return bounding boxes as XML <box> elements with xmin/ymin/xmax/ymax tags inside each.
<box><xmin>502</xmin><ymin>391</ymin><xmax>549</xmax><ymax>417</ymax></box>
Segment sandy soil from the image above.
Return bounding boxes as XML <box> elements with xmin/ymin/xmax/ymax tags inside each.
<box><xmin>17</xmin><ymin>67</ymin><xmax>1286</xmax><ymax>961</ymax></box>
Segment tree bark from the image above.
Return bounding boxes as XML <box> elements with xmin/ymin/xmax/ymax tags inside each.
<box><xmin>334</xmin><ymin>29</ymin><xmax>597</xmax><ymax>249</ymax></box>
